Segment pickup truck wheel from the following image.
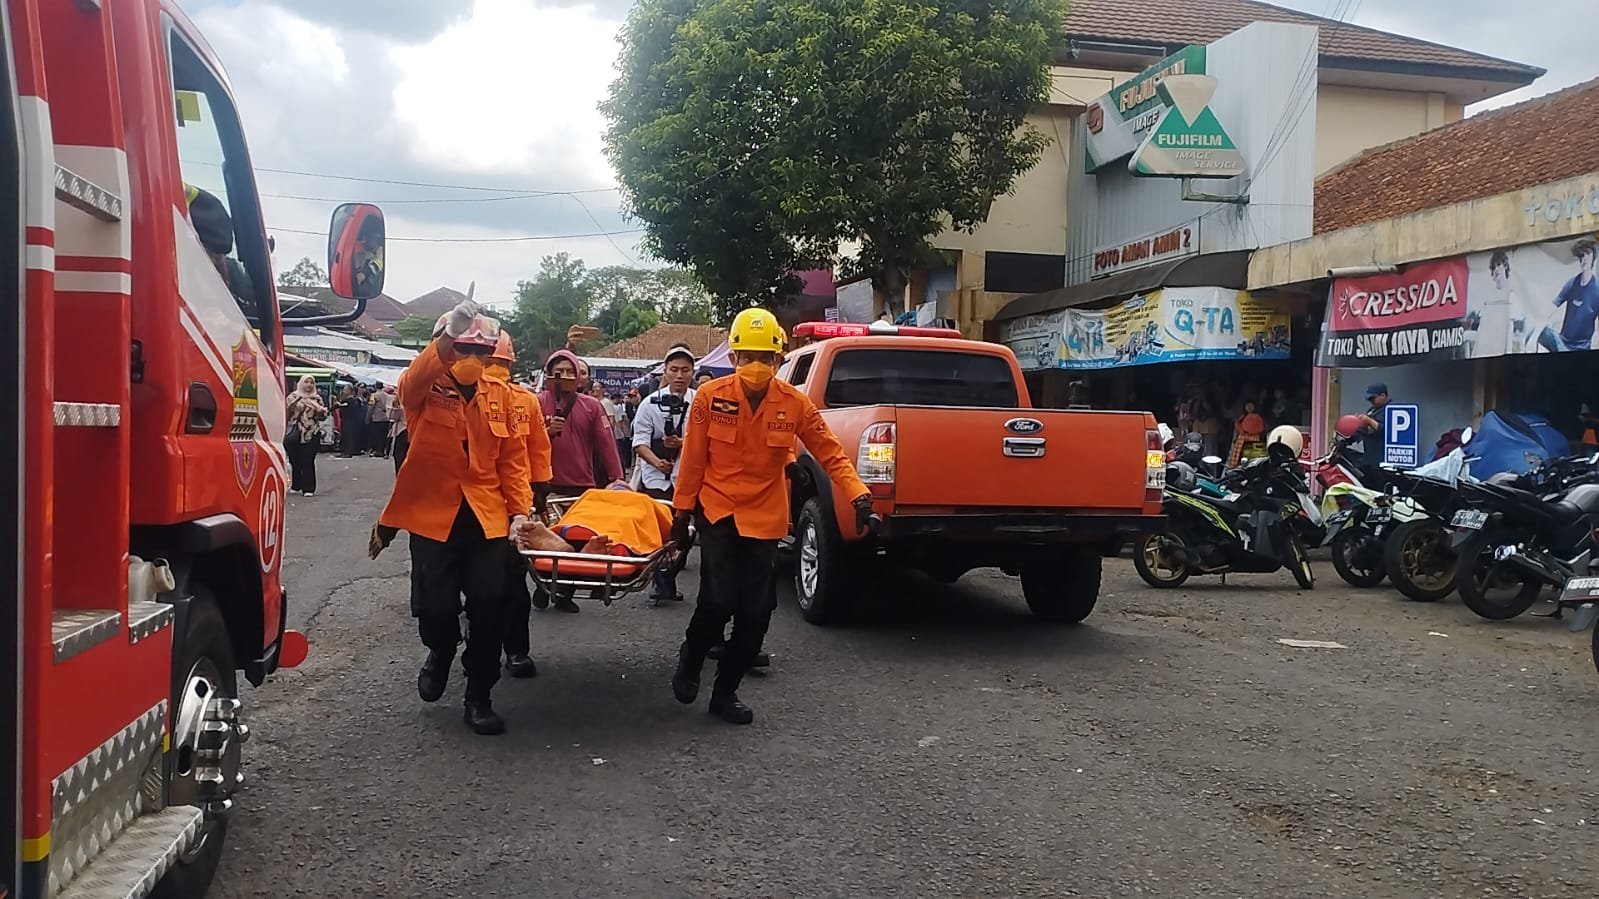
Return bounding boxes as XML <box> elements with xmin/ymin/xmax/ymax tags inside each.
<box><xmin>1021</xmin><ymin>549</ymin><xmax>1102</xmax><ymax>624</ymax></box>
<box><xmin>795</xmin><ymin>497</ymin><xmax>856</xmax><ymax>625</ymax></box>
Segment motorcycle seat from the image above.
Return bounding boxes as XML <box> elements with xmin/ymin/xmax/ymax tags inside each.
<box><xmin>1551</xmin><ymin>483</ymin><xmax>1599</xmax><ymax>522</ymax></box>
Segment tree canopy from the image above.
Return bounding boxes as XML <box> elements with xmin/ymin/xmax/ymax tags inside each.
<box><xmin>500</xmin><ymin>254</ymin><xmax>716</xmax><ymax>375</ymax></box>
<box><xmin>277</xmin><ymin>256</ymin><xmax>329</xmax><ymax>289</ymax></box>
<box><xmin>603</xmin><ymin>0</ymin><xmax>1066</xmax><ymax>304</ymax></box>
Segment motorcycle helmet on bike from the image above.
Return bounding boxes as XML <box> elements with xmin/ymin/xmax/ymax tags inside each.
<box><xmin>1335</xmin><ymin>413</ymin><xmax>1366</xmax><ymax>438</ymax></box>
<box><xmin>1165</xmin><ymin>460</ymin><xmax>1197</xmax><ymax>492</ymax></box>
<box><xmin>1266</xmin><ymin>424</ymin><xmax>1304</xmax><ymax>461</ymax></box>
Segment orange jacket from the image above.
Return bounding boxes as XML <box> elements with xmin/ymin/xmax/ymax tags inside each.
<box><xmin>554</xmin><ymin>488</ymin><xmax>674</xmax><ymax>556</ymax></box>
<box><xmin>509</xmin><ymin>382</ymin><xmax>554</xmax><ymax>484</ymax></box>
<box><xmin>674</xmin><ymin>375</ymin><xmax>866</xmax><ymax>539</ymax></box>
<box><xmin>379</xmin><ymin>342</ymin><xmax>532</xmax><ymax>542</ymax></box>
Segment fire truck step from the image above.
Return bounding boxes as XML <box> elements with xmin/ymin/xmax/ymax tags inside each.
<box><xmin>56</xmin><ymin>806</ymin><xmax>204</xmax><ymax>899</ymax></box>
<box><xmin>51</xmin><ymin>609</ymin><xmax>123</xmax><ymax>663</ymax></box>
<box><xmin>127</xmin><ymin>600</ymin><xmax>174</xmax><ymax>646</ymax></box>
<box><xmin>52</xmin><ymin>402</ymin><xmax>122</xmax><ymax>428</ymax></box>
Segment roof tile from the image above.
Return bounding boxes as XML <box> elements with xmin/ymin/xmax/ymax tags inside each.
<box><xmin>404</xmin><ymin>287</ymin><xmax>468</xmax><ymax>319</ymax></box>
<box><xmin>591</xmin><ymin>323</ymin><xmax>729</xmax><ymax>361</ymax></box>
<box><xmin>1314</xmin><ymin>78</ymin><xmax>1599</xmax><ymax>234</ymax></box>
<box><xmin>1066</xmin><ymin>0</ymin><xmax>1541</xmax><ymax>78</ymax></box>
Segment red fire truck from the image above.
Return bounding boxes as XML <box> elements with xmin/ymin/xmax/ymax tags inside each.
<box><xmin>1</xmin><ymin>1</ymin><xmax>386</xmax><ymax>896</ymax></box>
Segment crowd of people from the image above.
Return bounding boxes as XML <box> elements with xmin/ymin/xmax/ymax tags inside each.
<box><xmin>364</xmin><ymin>299</ymin><xmax>879</xmax><ymax>736</ymax></box>
<box><xmin>1173</xmin><ymin>379</ymin><xmax>1310</xmax><ymax>467</ymax></box>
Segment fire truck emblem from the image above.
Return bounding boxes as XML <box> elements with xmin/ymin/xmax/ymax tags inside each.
<box><xmin>230</xmin><ymin>336</ymin><xmax>261</xmax><ymax>492</ymax></box>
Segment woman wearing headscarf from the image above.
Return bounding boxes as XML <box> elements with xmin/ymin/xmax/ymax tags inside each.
<box><xmin>286</xmin><ymin>375</ymin><xmax>327</xmax><ymax>496</ymax></box>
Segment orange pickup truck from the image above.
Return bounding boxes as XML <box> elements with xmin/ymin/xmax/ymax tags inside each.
<box><xmin>778</xmin><ymin>321</ymin><xmax>1165</xmax><ymax>625</ymax></box>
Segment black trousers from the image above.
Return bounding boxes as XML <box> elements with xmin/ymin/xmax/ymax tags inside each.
<box><xmin>409</xmin><ymin>502</ymin><xmax>509</xmax><ymax>700</ymax></box>
<box><xmin>392</xmin><ymin>430</ymin><xmax>409</xmax><ymax>474</ymax></box>
<box><xmin>642</xmin><ymin>485</ymin><xmax>680</xmax><ymax>597</ymax></box>
<box><xmin>683</xmin><ymin>513</ymin><xmax>777</xmax><ymax>692</ymax></box>
<box><xmin>368</xmin><ymin>420</ymin><xmax>392</xmax><ymax>457</ymax></box>
<box><xmin>502</xmin><ymin>546</ymin><xmax>534</xmax><ymax>657</ymax></box>
<box><xmin>287</xmin><ymin>438</ymin><xmax>317</xmax><ymax>494</ymax></box>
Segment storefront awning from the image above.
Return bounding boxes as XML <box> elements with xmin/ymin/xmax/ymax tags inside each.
<box><xmin>994</xmin><ymin>250</ymin><xmax>1253</xmax><ymax>322</ymax></box>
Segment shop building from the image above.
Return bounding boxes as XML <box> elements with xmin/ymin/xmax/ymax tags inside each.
<box><xmin>1248</xmin><ymin>77</ymin><xmax>1599</xmax><ymax>459</ymax></box>
<box><xmin>881</xmin><ymin>0</ymin><xmax>1542</xmax><ymax>340</ymax></box>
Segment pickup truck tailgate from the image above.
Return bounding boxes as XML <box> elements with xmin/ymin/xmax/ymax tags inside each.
<box><xmin>891</xmin><ymin>407</ymin><xmax>1151</xmax><ymax>510</ymax></box>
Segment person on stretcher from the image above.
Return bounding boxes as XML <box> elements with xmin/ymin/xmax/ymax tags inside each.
<box><xmin>518</xmin><ymin>484</ymin><xmax>675</xmax><ymax>559</ymax></box>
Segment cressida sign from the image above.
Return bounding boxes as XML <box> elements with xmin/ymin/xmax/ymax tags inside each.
<box><xmin>1318</xmin><ymin>259</ymin><xmax>1470</xmax><ymax>367</ymax></box>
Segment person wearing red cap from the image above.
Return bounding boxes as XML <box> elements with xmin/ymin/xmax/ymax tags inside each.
<box><xmin>377</xmin><ymin>299</ymin><xmax>533</xmax><ymax>735</ymax></box>
<box><xmin>533</xmin><ymin>348</ymin><xmax>625</xmax><ymax>612</ymax></box>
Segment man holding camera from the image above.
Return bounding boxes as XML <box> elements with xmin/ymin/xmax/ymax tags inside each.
<box><xmin>632</xmin><ymin>343</ymin><xmax>698</xmax><ymax>605</ymax></box>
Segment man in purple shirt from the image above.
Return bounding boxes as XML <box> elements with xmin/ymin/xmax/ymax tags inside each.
<box><xmin>533</xmin><ymin>349</ymin><xmax>625</xmax><ymax>612</ymax></box>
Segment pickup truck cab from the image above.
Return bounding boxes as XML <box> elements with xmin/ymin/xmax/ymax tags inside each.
<box><xmin>779</xmin><ymin>321</ymin><xmax>1165</xmax><ymax>625</ymax></box>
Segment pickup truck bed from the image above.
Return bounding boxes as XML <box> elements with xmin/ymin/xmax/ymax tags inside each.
<box><xmin>777</xmin><ymin>327</ymin><xmax>1164</xmax><ymax>625</ymax></box>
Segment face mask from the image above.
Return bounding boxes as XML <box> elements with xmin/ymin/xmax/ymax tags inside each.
<box><xmin>486</xmin><ymin>363</ymin><xmax>510</xmax><ymax>381</ymax></box>
<box><xmin>452</xmin><ymin>356</ymin><xmax>485</xmax><ymax>384</ymax></box>
<box><xmin>737</xmin><ymin>360</ymin><xmax>774</xmax><ymax>390</ymax></box>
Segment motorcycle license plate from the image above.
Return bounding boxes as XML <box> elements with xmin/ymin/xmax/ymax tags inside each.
<box><xmin>1558</xmin><ymin>577</ymin><xmax>1599</xmax><ymax>603</ymax></box>
<box><xmin>1367</xmin><ymin>507</ymin><xmax>1392</xmax><ymax>524</ymax></box>
<box><xmin>1452</xmin><ymin>509</ymin><xmax>1488</xmax><ymax>530</ymax></box>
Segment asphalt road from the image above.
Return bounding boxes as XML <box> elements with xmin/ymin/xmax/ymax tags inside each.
<box><xmin>216</xmin><ymin>455</ymin><xmax>1599</xmax><ymax>898</ymax></box>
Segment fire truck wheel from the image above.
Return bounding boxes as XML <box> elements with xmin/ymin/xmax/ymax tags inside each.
<box><xmin>152</xmin><ymin>592</ymin><xmax>237</xmax><ymax>899</ymax></box>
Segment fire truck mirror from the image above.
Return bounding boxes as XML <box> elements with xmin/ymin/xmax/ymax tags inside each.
<box><xmin>328</xmin><ymin>202</ymin><xmax>386</xmax><ymax>301</ymax></box>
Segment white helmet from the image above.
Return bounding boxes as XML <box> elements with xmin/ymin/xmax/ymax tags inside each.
<box><xmin>1266</xmin><ymin>425</ymin><xmax>1304</xmax><ymax>459</ymax></box>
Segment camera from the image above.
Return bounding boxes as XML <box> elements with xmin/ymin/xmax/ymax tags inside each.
<box><xmin>651</xmin><ymin>392</ymin><xmax>689</xmax><ymax>459</ymax></box>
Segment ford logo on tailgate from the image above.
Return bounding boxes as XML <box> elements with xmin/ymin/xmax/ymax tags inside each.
<box><xmin>1004</xmin><ymin>418</ymin><xmax>1044</xmax><ymax>434</ymax></box>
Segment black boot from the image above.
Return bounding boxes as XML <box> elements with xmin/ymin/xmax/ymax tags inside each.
<box><xmin>708</xmin><ymin>665</ymin><xmax>754</xmax><ymax>724</ymax></box>
<box><xmin>671</xmin><ymin>643</ymin><xmax>702</xmax><ymax>705</ymax></box>
<box><xmin>417</xmin><ymin>650</ymin><xmax>452</xmax><ymax>703</ymax></box>
<box><xmin>708</xmin><ymin>692</ymin><xmax>754</xmax><ymax>725</ymax></box>
<box><xmin>505</xmin><ymin>653</ymin><xmax>538</xmax><ymax>679</ymax></box>
<box><xmin>464</xmin><ymin>697</ymin><xmax>506</xmax><ymax>735</ymax></box>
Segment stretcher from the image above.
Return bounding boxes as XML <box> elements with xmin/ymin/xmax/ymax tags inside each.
<box><xmin>519</xmin><ymin>494</ymin><xmax>683</xmax><ymax>605</ymax></box>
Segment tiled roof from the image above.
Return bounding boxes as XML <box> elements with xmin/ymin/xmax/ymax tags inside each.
<box><xmin>404</xmin><ymin>287</ymin><xmax>468</xmax><ymax>319</ymax></box>
<box><xmin>279</xmin><ymin>288</ymin><xmax>403</xmax><ymax>339</ymax></box>
<box><xmin>361</xmin><ymin>293</ymin><xmax>411</xmax><ymax>323</ymax></box>
<box><xmin>592</xmin><ymin>323</ymin><xmax>729</xmax><ymax>361</ymax></box>
<box><xmin>1065</xmin><ymin>0</ymin><xmax>1542</xmax><ymax>79</ymax></box>
<box><xmin>1314</xmin><ymin>78</ymin><xmax>1599</xmax><ymax>234</ymax></box>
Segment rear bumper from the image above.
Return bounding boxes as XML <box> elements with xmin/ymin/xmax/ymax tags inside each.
<box><xmin>881</xmin><ymin>512</ymin><xmax>1164</xmax><ymax>544</ymax></box>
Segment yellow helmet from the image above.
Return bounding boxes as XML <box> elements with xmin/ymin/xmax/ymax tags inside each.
<box><xmin>728</xmin><ymin>307</ymin><xmax>785</xmax><ymax>352</ymax></box>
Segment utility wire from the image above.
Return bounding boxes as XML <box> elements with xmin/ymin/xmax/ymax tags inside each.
<box><xmin>268</xmin><ymin>225</ymin><xmax>645</xmax><ymax>244</ymax></box>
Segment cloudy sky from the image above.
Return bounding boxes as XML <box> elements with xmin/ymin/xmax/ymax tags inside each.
<box><xmin>185</xmin><ymin>0</ymin><xmax>1591</xmax><ymax>308</ymax></box>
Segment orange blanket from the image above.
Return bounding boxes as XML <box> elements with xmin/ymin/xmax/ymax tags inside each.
<box><xmin>552</xmin><ymin>489</ymin><xmax>674</xmax><ymax>557</ymax></box>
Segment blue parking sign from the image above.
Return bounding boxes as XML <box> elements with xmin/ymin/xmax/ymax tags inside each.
<box><xmin>1383</xmin><ymin>404</ymin><xmax>1419</xmax><ymax>467</ymax></box>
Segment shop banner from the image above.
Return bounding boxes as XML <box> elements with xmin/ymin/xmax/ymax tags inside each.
<box><xmin>1317</xmin><ymin>234</ymin><xmax>1599</xmax><ymax>367</ymax></box>
<box><xmin>1001</xmin><ymin>288</ymin><xmax>1291</xmax><ymax>371</ymax></box>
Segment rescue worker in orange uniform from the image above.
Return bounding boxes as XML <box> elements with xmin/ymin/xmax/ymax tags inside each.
<box><xmin>378</xmin><ymin>299</ymin><xmax>533</xmax><ymax>736</ymax></box>
<box><xmin>484</xmin><ymin>331</ymin><xmax>554</xmax><ymax>679</ymax></box>
<box><xmin>670</xmin><ymin>308</ymin><xmax>881</xmax><ymax>724</ymax></box>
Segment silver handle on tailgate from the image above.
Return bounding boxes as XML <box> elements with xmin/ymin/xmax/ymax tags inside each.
<box><xmin>1002</xmin><ymin>437</ymin><xmax>1046</xmax><ymax>458</ymax></box>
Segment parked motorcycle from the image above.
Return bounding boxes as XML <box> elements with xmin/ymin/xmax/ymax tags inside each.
<box><xmin>1310</xmin><ymin>429</ymin><xmax>1411</xmax><ymax>588</ymax></box>
<box><xmin>1134</xmin><ymin>445</ymin><xmax>1319</xmax><ymax>590</ymax></box>
<box><xmin>1381</xmin><ymin>435</ymin><xmax>1475</xmax><ymax>602</ymax></box>
<box><xmin>1555</xmin><ymin>576</ymin><xmax>1599</xmax><ymax>676</ymax></box>
<box><xmin>1451</xmin><ymin>453</ymin><xmax>1599</xmax><ymax>620</ymax></box>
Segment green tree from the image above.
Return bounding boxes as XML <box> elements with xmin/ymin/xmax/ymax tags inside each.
<box><xmin>277</xmin><ymin>256</ymin><xmax>329</xmax><ymax>289</ymax></box>
<box><xmin>587</xmin><ymin>265</ymin><xmax>714</xmax><ymax>329</ymax></box>
<box><xmin>391</xmin><ymin>314</ymin><xmax>438</xmax><ymax>344</ymax></box>
<box><xmin>504</xmin><ymin>252</ymin><xmax>595</xmax><ymax>374</ymax></box>
<box><xmin>603</xmin><ymin>0</ymin><xmax>1065</xmax><ymax>305</ymax></box>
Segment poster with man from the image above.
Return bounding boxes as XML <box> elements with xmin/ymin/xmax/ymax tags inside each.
<box><xmin>1318</xmin><ymin>234</ymin><xmax>1599</xmax><ymax>367</ymax></box>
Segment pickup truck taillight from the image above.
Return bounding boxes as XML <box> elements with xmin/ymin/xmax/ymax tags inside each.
<box><xmin>858</xmin><ymin>422</ymin><xmax>896</xmax><ymax>484</ymax></box>
<box><xmin>1145</xmin><ymin>428</ymin><xmax>1166</xmax><ymax>501</ymax></box>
